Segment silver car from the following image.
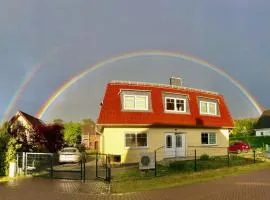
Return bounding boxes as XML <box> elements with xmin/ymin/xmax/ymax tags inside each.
<box><xmin>59</xmin><ymin>147</ymin><xmax>81</xmax><ymax>163</ymax></box>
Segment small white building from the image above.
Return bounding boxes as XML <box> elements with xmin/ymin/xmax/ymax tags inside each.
<box><xmin>255</xmin><ymin>110</ymin><xmax>270</xmax><ymax>136</ymax></box>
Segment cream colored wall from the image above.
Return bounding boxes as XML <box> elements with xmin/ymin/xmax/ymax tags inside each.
<box><xmin>11</xmin><ymin>115</ymin><xmax>32</xmax><ymax>142</ymax></box>
<box><xmin>101</xmin><ymin>127</ymin><xmax>229</xmax><ymax>163</ymax></box>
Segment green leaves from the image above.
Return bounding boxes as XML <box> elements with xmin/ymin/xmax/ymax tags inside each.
<box><xmin>231</xmin><ymin>118</ymin><xmax>258</xmax><ymax>136</ymax></box>
<box><xmin>63</xmin><ymin>122</ymin><xmax>82</xmax><ymax>146</ymax></box>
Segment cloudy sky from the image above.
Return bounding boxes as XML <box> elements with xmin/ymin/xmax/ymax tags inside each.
<box><xmin>1</xmin><ymin>0</ymin><xmax>270</xmax><ymax>123</ymax></box>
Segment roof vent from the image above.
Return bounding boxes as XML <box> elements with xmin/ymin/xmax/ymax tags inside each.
<box><xmin>169</xmin><ymin>77</ymin><xmax>183</xmax><ymax>86</ymax></box>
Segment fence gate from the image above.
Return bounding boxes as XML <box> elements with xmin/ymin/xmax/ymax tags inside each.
<box><xmin>16</xmin><ymin>152</ymin><xmax>54</xmax><ymax>177</ymax></box>
<box><xmin>16</xmin><ymin>152</ymin><xmax>111</xmax><ymax>182</ymax></box>
<box><xmin>95</xmin><ymin>153</ymin><xmax>111</xmax><ymax>181</ymax></box>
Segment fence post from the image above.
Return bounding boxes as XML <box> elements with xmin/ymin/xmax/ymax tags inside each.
<box><xmin>227</xmin><ymin>149</ymin><xmax>230</xmax><ymax>167</ymax></box>
<box><xmin>96</xmin><ymin>153</ymin><xmax>98</xmax><ymax>178</ymax></box>
<box><xmin>154</xmin><ymin>151</ymin><xmax>157</xmax><ymax>177</ymax></box>
<box><xmin>253</xmin><ymin>150</ymin><xmax>256</xmax><ymax>164</ymax></box>
<box><xmin>16</xmin><ymin>153</ymin><xmax>19</xmax><ymax>175</ymax></box>
<box><xmin>105</xmin><ymin>155</ymin><xmax>108</xmax><ymax>181</ymax></box>
<box><xmin>107</xmin><ymin>155</ymin><xmax>111</xmax><ymax>182</ymax></box>
<box><xmin>22</xmin><ymin>152</ymin><xmax>26</xmax><ymax>174</ymax></box>
<box><xmin>83</xmin><ymin>154</ymin><xmax>86</xmax><ymax>182</ymax></box>
<box><xmin>50</xmin><ymin>154</ymin><xmax>53</xmax><ymax>178</ymax></box>
<box><xmin>25</xmin><ymin>153</ymin><xmax>27</xmax><ymax>176</ymax></box>
<box><xmin>194</xmin><ymin>149</ymin><xmax>197</xmax><ymax>172</ymax></box>
<box><xmin>80</xmin><ymin>158</ymin><xmax>83</xmax><ymax>180</ymax></box>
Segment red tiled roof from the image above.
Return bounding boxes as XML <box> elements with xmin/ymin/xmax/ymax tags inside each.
<box><xmin>97</xmin><ymin>81</ymin><xmax>234</xmax><ymax>128</ymax></box>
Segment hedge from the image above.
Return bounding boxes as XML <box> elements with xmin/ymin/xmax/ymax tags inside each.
<box><xmin>230</xmin><ymin>136</ymin><xmax>270</xmax><ymax>149</ymax></box>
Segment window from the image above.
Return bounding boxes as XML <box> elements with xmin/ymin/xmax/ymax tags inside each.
<box><xmin>166</xmin><ymin>135</ymin><xmax>172</xmax><ymax>148</ymax></box>
<box><xmin>165</xmin><ymin>97</ymin><xmax>186</xmax><ymax>112</ymax></box>
<box><xmin>125</xmin><ymin>133</ymin><xmax>148</xmax><ymax>148</ymax></box>
<box><xmin>200</xmin><ymin>100</ymin><xmax>217</xmax><ymax>115</ymax></box>
<box><xmin>123</xmin><ymin>95</ymin><xmax>148</xmax><ymax>110</ymax></box>
<box><xmin>201</xmin><ymin>132</ymin><xmax>217</xmax><ymax>145</ymax></box>
<box><xmin>261</xmin><ymin>132</ymin><xmax>264</xmax><ymax>136</ymax></box>
<box><xmin>176</xmin><ymin>135</ymin><xmax>182</xmax><ymax>148</ymax></box>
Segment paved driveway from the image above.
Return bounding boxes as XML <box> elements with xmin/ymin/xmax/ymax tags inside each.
<box><xmin>1</xmin><ymin>168</ymin><xmax>270</xmax><ymax>200</ymax></box>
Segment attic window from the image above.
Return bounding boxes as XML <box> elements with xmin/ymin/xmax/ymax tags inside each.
<box><xmin>123</xmin><ymin>95</ymin><xmax>148</xmax><ymax>111</ymax></box>
<box><xmin>165</xmin><ymin>97</ymin><xmax>186</xmax><ymax>112</ymax></box>
<box><xmin>199</xmin><ymin>100</ymin><xmax>218</xmax><ymax>116</ymax></box>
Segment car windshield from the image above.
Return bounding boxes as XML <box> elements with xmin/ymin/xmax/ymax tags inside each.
<box><xmin>61</xmin><ymin>148</ymin><xmax>77</xmax><ymax>153</ymax></box>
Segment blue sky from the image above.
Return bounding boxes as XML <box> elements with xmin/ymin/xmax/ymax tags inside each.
<box><xmin>1</xmin><ymin>0</ymin><xmax>270</xmax><ymax>122</ymax></box>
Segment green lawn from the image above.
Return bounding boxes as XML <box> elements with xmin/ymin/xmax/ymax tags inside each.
<box><xmin>0</xmin><ymin>176</ymin><xmax>10</xmax><ymax>183</ymax></box>
<box><xmin>111</xmin><ymin>161</ymin><xmax>270</xmax><ymax>193</ymax></box>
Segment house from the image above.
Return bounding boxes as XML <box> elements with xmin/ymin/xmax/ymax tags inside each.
<box><xmin>81</xmin><ymin>121</ymin><xmax>99</xmax><ymax>150</ymax></box>
<box><xmin>97</xmin><ymin>78</ymin><xmax>234</xmax><ymax>164</ymax></box>
<box><xmin>255</xmin><ymin>110</ymin><xmax>270</xmax><ymax>136</ymax></box>
<box><xmin>9</xmin><ymin>110</ymin><xmax>44</xmax><ymax>143</ymax></box>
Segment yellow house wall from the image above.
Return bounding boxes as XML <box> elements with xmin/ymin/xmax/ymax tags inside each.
<box><xmin>101</xmin><ymin>127</ymin><xmax>229</xmax><ymax>164</ymax></box>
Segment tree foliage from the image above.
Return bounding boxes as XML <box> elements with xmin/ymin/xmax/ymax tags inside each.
<box><xmin>33</xmin><ymin>124</ymin><xmax>64</xmax><ymax>152</ymax></box>
<box><xmin>0</xmin><ymin>121</ymin><xmax>10</xmax><ymax>175</ymax></box>
<box><xmin>63</xmin><ymin>122</ymin><xmax>82</xmax><ymax>146</ymax></box>
<box><xmin>4</xmin><ymin>137</ymin><xmax>22</xmax><ymax>175</ymax></box>
<box><xmin>53</xmin><ymin>118</ymin><xmax>64</xmax><ymax>125</ymax></box>
<box><xmin>231</xmin><ymin>118</ymin><xmax>258</xmax><ymax>136</ymax></box>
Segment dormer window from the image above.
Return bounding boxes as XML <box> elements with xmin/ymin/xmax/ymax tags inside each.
<box><xmin>199</xmin><ymin>99</ymin><xmax>218</xmax><ymax>116</ymax></box>
<box><xmin>165</xmin><ymin>97</ymin><xmax>186</xmax><ymax>112</ymax></box>
<box><xmin>123</xmin><ymin>94</ymin><xmax>148</xmax><ymax>111</ymax></box>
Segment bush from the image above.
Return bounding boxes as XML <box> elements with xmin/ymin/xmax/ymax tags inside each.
<box><xmin>230</xmin><ymin>136</ymin><xmax>270</xmax><ymax>149</ymax></box>
<box><xmin>200</xmin><ymin>154</ymin><xmax>210</xmax><ymax>160</ymax></box>
<box><xmin>168</xmin><ymin>160</ymin><xmax>194</xmax><ymax>172</ymax></box>
<box><xmin>4</xmin><ymin>137</ymin><xmax>22</xmax><ymax>175</ymax></box>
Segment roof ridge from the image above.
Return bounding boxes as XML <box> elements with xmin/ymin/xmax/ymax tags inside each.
<box><xmin>110</xmin><ymin>80</ymin><xmax>219</xmax><ymax>95</ymax></box>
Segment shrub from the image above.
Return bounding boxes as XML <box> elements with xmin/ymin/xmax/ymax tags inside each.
<box><xmin>230</xmin><ymin>136</ymin><xmax>270</xmax><ymax>149</ymax></box>
<box><xmin>200</xmin><ymin>154</ymin><xmax>210</xmax><ymax>160</ymax></box>
<box><xmin>4</xmin><ymin>137</ymin><xmax>22</xmax><ymax>175</ymax></box>
<box><xmin>168</xmin><ymin>160</ymin><xmax>194</xmax><ymax>172</ymax></box>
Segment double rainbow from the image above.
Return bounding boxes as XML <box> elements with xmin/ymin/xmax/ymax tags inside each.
<box><xmin>36</xmin><ymin>50</ymin><xmax>263</xmax><ymax>119</ymax></box>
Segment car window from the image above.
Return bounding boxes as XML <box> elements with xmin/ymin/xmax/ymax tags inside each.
<box><xmin>61</xmin><ymin>148</ymin><xmax>77</xmax><ymax>153</ymax></box>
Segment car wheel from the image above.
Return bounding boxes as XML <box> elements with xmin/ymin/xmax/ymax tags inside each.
<box><xmin>237</xmin><ymin>149</ymin><xmax>241</xmax><ymax>154</ymax></box>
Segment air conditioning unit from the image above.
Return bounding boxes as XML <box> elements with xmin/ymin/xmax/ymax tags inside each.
<box><xmin>139</xmin><ymin>152</ymin><xmax>155</xmax><ymax>170</ymax></box>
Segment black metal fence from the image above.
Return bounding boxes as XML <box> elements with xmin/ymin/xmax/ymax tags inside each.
<box><xmin>153</xmin><ymin>146</ymin><xmax>268</xmax><ymax>176</ymax></box>
<box><xmin>13</xmin><ymin>152</ymin><xmax>112</xmax><ymax>182</ymax></box>
<box><xmin>95</xmin><ymin>153</ymin><xmax>111</xmax><ymax>182</ymax></box>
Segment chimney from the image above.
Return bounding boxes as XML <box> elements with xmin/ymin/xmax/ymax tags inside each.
<box><xmin>169</xmin><ymin>77</ymin><xmax>183</xmax><ymax>86</ymax></box>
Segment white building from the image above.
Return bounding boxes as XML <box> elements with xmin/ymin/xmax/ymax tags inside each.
<box><xmin>255</xmin><ymin>110</ymin><xmax>270</xmax><ymax>136</ymax></box>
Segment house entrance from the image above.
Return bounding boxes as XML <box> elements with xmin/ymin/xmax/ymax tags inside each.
<box><xmin>164</xmin><ymin>133</ymin><xmax>186</xmax><ymax>158</ymax></box>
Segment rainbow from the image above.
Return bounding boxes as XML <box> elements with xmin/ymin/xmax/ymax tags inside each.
<box><xmin>37</xmin><ymin>50</ymin><xmax>263</xmax><ymax>119</ymax></box>
<box><xmin>1</xmin><ymin>47</ymin><xmax>62</xmax><ymax>123</ymax></box>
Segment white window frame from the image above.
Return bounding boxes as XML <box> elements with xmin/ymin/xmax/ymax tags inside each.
<box><xmin>123</xmin><ymin>94</ymin><xmax>149</xmax><ymax>111</ymax></box>
<box><xmin>124</xmin><ymin>132</ymin><xmax>148</xmax><ymax>149</ymax></box>
<box><xmin>199</xmin><ymin>100</ymin><xmax>217</xmax><ymax>115</ymax></box>
<box><xmin>165</xmin><ymin>97</ymin><xmax>186</xmax><ymax>113</ymax></box>
<box><xmin>201</xmin><ymin>132</ymin><xmax>217</xmax><ymax>145</ymax></box>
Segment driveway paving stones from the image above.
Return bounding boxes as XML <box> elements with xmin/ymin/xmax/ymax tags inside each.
<box><xmin>1</xmin><ymin>168</ymin><xmax>270</xmax><ymax>199</ymax></box>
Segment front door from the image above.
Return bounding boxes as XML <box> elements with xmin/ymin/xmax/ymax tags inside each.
<box><xmin>164</xmin><ymin>133</ymin><xmax>186</xmax><ymax>158</ymax></box>
<box><xmin>175</xmin><ymin>134</ymin><xmax>186</xmax><ymax>157</ymax></box>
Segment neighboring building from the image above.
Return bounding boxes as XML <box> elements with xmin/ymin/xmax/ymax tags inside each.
<box><xmin>97</xmin><ymin>79</ymin><xmax>234</xmax><ymax>164</ymax></box>
<box><xmin>81</xmin><ymin>121</ymin><xmax>99</xmax><ymax>150</ymax></box>
<box><xmin>255</xmin><ymin>110</ymin><xmax>270</xmax><ymax>136</ymax></box>
<box><xmin>9</xmin><ymin>110</ymin><xmax>44</xmax><ymax>142</ymax></box>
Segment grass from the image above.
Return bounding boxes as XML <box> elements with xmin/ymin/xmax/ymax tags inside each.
<box><xmin>0</xmin><ymin>176</ymin><xmax>10</xmax><ymax>183</ymax></box>
<box><xmin>111</xmin><ymin>160</ymin><xmax>270</xmax><ymax>193</ymax></box>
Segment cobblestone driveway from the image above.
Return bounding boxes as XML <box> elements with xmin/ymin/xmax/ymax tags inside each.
<box><xmin>1</xmin><ymin>168</ymin><xmax>270</xmax><ymax>200</ymax></box>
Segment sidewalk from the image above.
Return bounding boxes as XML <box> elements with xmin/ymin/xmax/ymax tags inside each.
<box><xmin>1</xmin><ymin>168</ymin><xmax>270</xmax><ymax>200</ymax></box>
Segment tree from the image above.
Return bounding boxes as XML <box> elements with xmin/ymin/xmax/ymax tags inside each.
<box><xmin>63</xmin><ymin>122</ymin><xmax>82</xmax><ymax>146</ymax></box>
<box><xmin>53</xmin><ymin>118</ymin><xmax>64</xmax><ymax>125</ymax></box>
<box><xmin>231</xmin><ymin>118</ymin><xmax>258</xmax><ymax>136</ymax></box>
<box><xmin>0</xmin><ymin>121</ymin><xmax>10</xmax><ymax>175</ymax></box>
<box><xmin>34</xmin><ymin>124</ymin><xmax>64</xmax><ymax>153</ymax></box>
<box><xmin>8</xmin><ymin>122</ymin><xmax>30</xmax><ymax>152</ymax></box>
